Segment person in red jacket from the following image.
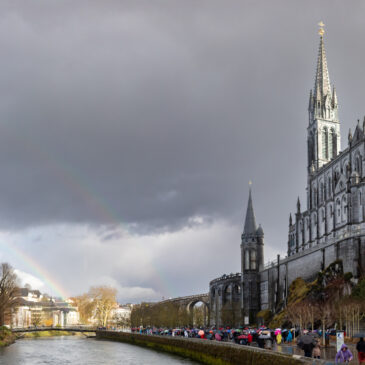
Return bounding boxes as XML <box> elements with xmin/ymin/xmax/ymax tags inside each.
<box><xmin>248</xmin><ymin>333</ymin><xmax>253</xmax><ymax>345</ymax></box>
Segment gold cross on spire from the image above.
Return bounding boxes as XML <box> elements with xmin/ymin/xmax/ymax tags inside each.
<box><xmin>318</xmin><ymin>21</ymin><xmax>325</xmax><ymax>36</ymax></box>
<box><xmin>248</xmin><ymin>180</ymin><xmax>252</xmax><ymax>186</ymax></box>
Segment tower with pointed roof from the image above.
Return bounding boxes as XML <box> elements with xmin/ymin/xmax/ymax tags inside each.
<box><xmin>240</xmin><ymin>188</ymin><xmax>264</xmax><ymax>323</ymax></box>
<box><xmin>307</xmin><ymin>25</ymin><xmax>340</xmax><ymax>173</ymax></box>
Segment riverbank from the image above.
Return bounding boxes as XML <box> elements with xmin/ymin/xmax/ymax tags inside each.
<box><xmin>96</xmin><ymin>331</ymin><xmax>326</xmax><ymax>365</ymax></box>
<box><xmin>0</xmin><ymin>326</ymin><xmax>16</xmax><ymax>346</ymax></box>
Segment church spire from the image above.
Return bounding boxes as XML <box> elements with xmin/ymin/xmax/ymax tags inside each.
<box><xmin>307</xmin><ymin>22</ymin><xmax>340</xmax><ymax>171</ymax></box>
<box><xmin>313</xmin><ymin>32</ymin><xmax>331</xmax><ymax>101</ymax></box>
<box><xmin>243</xmin><ymin>187</ymin><xmax>257</xmax><ymax>236</ymax></box>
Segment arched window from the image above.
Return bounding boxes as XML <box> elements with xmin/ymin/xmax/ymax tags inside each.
<box><xmin>312</xmin><ymin>214</ymin><xmax>317</xmax><ymax>240</ymax></box>
<box><xmin>355</xmin><ymin>155</ymin><xmax>362</xmax><ymax>176</ymax></box>
<box><xmin>345</xmin><ymin>163</ymin><xmax>350</xmax><ymax>179</ymax></box>
<box><xmin>330</xmin><ymin>129</ymin><xmax>337</xmax><ymax>158</ymax></box>
<box><xmin>327</xmin><ymin>177</ymin><xmax>332</xmax><ymax>197</ymax></box>
<box><xmin>250</xmin><ymin>250</ymin><xmax>256</xmax><ymax>270</ymax></box>
<box><xmin>322</xmin><ymin>127</ymin><xmax>328</xmax><ymax>159</ymax></box>
<box><xmin>342</xmin><ymin>195</ymin><xmax>347</xmax><ymax>222</ymax></box>
<box><xmin>336</xmin><ymin>199</ymin><xmax>341</xmax><ymax>220</ymax></box>
<box><xmin>359</xmin><ymin>191</ymin><xmax>363</xmax><ymax>222</ymax></box>
<box><xmin>320</xmin><ymin>182</ymin><xmax>324</xmax><ymax>203</ymax></box>
<box><xmin>245</xmin><ymin>250</ymin><xmax>249</xmax><ymax>270</ymax></box>
<box><xmin>312</xmin><ymin>187</ymin><xmax>317</xmax><ymax>207</ymax></box>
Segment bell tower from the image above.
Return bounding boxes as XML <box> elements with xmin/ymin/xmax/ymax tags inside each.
<box><xmin>240</xmin><ymin>185</ymin><xmax>264</xmax><ymax>324</ymax></box>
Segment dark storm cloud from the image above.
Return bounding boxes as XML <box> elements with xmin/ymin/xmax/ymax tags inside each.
<box><xmin>0</xmin><ymin>0</ymin><xmax>364</xmax><ymax>251</ymax></box>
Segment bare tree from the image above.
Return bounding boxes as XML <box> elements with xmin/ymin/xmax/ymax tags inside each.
<box><xmin>89</xmin><ymin>286</ymin><xmax>117</xmax><ymax>327</ymax></box>
<box><xmin>70</xmin><ymin>293</ymin><xmax>96</xmax><ymax>324</ymax></box>
<box><xmin>0</xmin><ymin>263</ymin><xmax>19</xmax><ymax>326</ymax></box>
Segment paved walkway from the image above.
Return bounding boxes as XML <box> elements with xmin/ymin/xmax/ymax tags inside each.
<box><xmin>273</xmin><ymin>341</ymin><xmax>359</xmax><ymax>365</ymax></box>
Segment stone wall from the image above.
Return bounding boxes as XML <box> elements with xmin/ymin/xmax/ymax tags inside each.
<box><xmin>96</xmin><ymin>331</ymin><xmax>324</xmax><ymax>365</ymax></box>
<box><xmin>260</xmin><ymin>235</ymin><xmax>364</xmax><ymax>313</ymax></box>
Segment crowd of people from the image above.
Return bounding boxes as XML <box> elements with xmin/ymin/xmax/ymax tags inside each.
<box><xmin>131</xmin><ymin>326</ymin><xmax>365</xmax><ymax>363</ymax></box>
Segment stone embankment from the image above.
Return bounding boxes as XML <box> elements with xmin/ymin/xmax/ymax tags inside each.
<box><xmin>96</xmin><ymin>331</ymin><xmax>327</xmax><ymax>365</ymax></box>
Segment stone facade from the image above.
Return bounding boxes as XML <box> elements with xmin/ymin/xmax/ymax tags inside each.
<box><xmin>209</xmin><ymin>31</ymin><xmax>364</xmax><ymax>326</ymax></box>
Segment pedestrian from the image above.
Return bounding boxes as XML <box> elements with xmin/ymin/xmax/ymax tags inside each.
<box><xmin>286</xmin><ymin>330</ymin><xmax>293</xmax><ymax>343</ymax></box>
<box><xmin>313</xmin><ymin>341</ymin><xmax>321</xmax><ymax>359</ymax></box>
<box><xmin>302</xmin><ymin>342</ymin><xmax>315</xmax><ymax>358</ymax></box>
<box><xmin>325</xmin><ymin>330</ymin><xmax>330</xmax><ymax>347</ymax></box>
<box><xmin>248</xmin><ymin>332</ymin><xmax>253</xmax><ymax>346</ymax></box>
<box><xmin>335</xmin><ymin>344</ymin><xmax>353</xmax><ymax>363</ymax></box>
<box><xmin>356</xmin><ymin>337</ymin><xmax>365</xmax><ymax>364</ymax></box>
<box><xmin>276</xmin><ymin>332</ymin><xmax>282</xmax><ymax>344</ymax></box>
<box><xmin>298</xmin><ymin>335</ymin><xmax>315</xmax><ymax>358</ymax></box>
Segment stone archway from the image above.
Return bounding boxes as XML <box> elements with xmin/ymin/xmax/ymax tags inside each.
<box><xmin>187</xmin><ymin>300</ymin><xmax>210</xmax><ymax>327</ymax></box>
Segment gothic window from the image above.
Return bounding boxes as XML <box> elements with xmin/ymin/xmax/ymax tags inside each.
<box><xmin>334</xmin><ymin>170</ymin><xmax>340</xmax><ymax>187</ymax></box>
<box><xmin>344</xmin><ymin>163</ymin><xmax>350</xmax><ymax>179</ymax></box>
<box><xmin>336</xmin><ymin>199</ymin><xmax>341</xmax><ymax>219</ymax></box>
<box><xmin>328</xmin><ymin>177</ymin><xmax>332</xmax><ymax>197</ymax></box>
<box><xmin>312</xmin><ymin>187</ymin><xmax>317</xmax><ymax>207</ymax></box>
<box><xmin>322</xmin><ymin>127</ymin><xmax>328</xmax><ymax>159</ymax></box>
<box><xmin>322</xmin><ymin>208</ymin><xmax>325</xmax><ymax>222</ymax></box>
<box><xmin>355</xmin><ymin>155</ymin><xmax>362</xmax><ymax>176</ymax></box>
<box><xmin>330</xmin><ymin>129</ymin><xmax>337</xmax><ymax>158</ymax></box>
<box><xmin>342</xmin><ymin>196</ymin><xmax>347</xmax><ymax>222</ymax></box>
<box><xmin>245</xmin><ymin>250</ymin><xmax>249</xmax><ymax>270</ymax></box>
<box><xmin>312</xmin><ymin>214</ymin><xmax>317</xmax><ymax>240</ymax></box>
<box><xmin>250</xmin><ymin>250</ymin><xmax>256</xmax><ymax>270</ymax></box>
<box><xmin>320</xmin><ymin>182</ymin><xmax>324</xmax><ymax>203</ymax></box>
<box><xmin>359</xmin><ymin>191</ymin><xmax>363</xmax><ymax>222</ymax></box>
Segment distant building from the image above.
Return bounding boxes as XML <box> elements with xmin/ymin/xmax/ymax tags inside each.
<box><xmin>209</xmin><ymin>27</ymin><xmax>365</xmax><ymax>326</ymax></box>
<box><xmin>10</xmin><ymin>288</ymin><xmax>79</xmax><ymax>328</ymax></box>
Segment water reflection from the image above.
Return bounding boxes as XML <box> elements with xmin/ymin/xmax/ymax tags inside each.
<box><xmin>0</xmin><ymin>336</ymin><xmax>197</xmax><ymax>365</ymax></box>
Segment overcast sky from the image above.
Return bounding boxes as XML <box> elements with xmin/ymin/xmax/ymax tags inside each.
<box><xmin>0</xmin><ymin>0</ymin><xmax>364</xmax><ymax>303</ymax></box>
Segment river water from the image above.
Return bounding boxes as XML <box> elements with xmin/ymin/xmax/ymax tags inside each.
<box><xmin>0</xmin><ymin>336</ymin><xmax>197</xmax><ymax>365</ymax></box>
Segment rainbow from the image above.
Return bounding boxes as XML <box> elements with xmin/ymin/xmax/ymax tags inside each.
<box><xmin>0</xmin><ymin>138</ymin><xmax>175</xmax><ymax>300</ymax></box>
<box><xmin>0</xmin><ymin>238</ymin><xmax>69</xmax><ymax>299</ymax></box>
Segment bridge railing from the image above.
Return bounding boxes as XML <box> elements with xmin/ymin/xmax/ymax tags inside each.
<box><xmin>11</xmin><ymin>325</ymin><xmax>97</xmax><ymax>332</ymax></box>
<box><xmin>157</xmin><ymin>293</ymin><xmax>209</xmax><ymax>305</ymax></box>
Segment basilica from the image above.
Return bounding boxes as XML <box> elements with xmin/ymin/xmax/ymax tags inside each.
<box><xmin>209</xmin><ymin>26</ymin><xmax>365</xmax><ymax>326</ymax></box>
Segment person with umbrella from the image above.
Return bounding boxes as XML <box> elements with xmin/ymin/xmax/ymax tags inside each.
<box><xmin>297</xmin><ymin>333</ymin><xmax>316</xmax><ymax>358</ymax></box>
<box><xmin>335</xmin><ymin>344</ymin><xmax>353</xmax><ymax>363</ymax></box>
<box><xmin>356</xmin><ymin>337</ymin><xmax>365</xmax><ymax>364</ymax></box>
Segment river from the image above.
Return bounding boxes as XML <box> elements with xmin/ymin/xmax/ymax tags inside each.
<box><xmin>0</xmin><ymin>336</ymin><xmax>197</xmax><ymax>365</ymax></box>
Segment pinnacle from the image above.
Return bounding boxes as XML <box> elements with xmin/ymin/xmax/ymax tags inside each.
<box><xmin>243</xmin><ymin>189</ymin><xmax>257</xmax><ymax>236</ymax></box>
<box><xmin>314</xmin><ymin>35</ymin><xmax>331</xmax><ymax>100</ymax></box>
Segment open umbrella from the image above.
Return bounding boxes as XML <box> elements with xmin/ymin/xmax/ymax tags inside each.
<box><xmin>215</xmin><ymin>333</ymin><xmax>222</xmax><ymax>341</ymax></box>
<box><xmin>238</xmin><ymin>334</ymin><xmax>248</xmax><ymax>340</ymax></box>
<box><xmin>298</xmin><ymin>334</ymin><xmax>316</xmax><ymax>345</ymax></box>
<box><xmin>198</xmin><ymin>330</ymin><xmax>204</xmax><ymax>336</ymax></box>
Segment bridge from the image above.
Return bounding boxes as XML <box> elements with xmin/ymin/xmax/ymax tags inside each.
<box><xmin>158</xmin><ymin>293</ymin><xmax>210</xmax><ymax>326</ymax></box>
<box><xmin>11</xmin><ymin>326</ymin><xmax>97</xmax><ymax>333</ymax></box>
